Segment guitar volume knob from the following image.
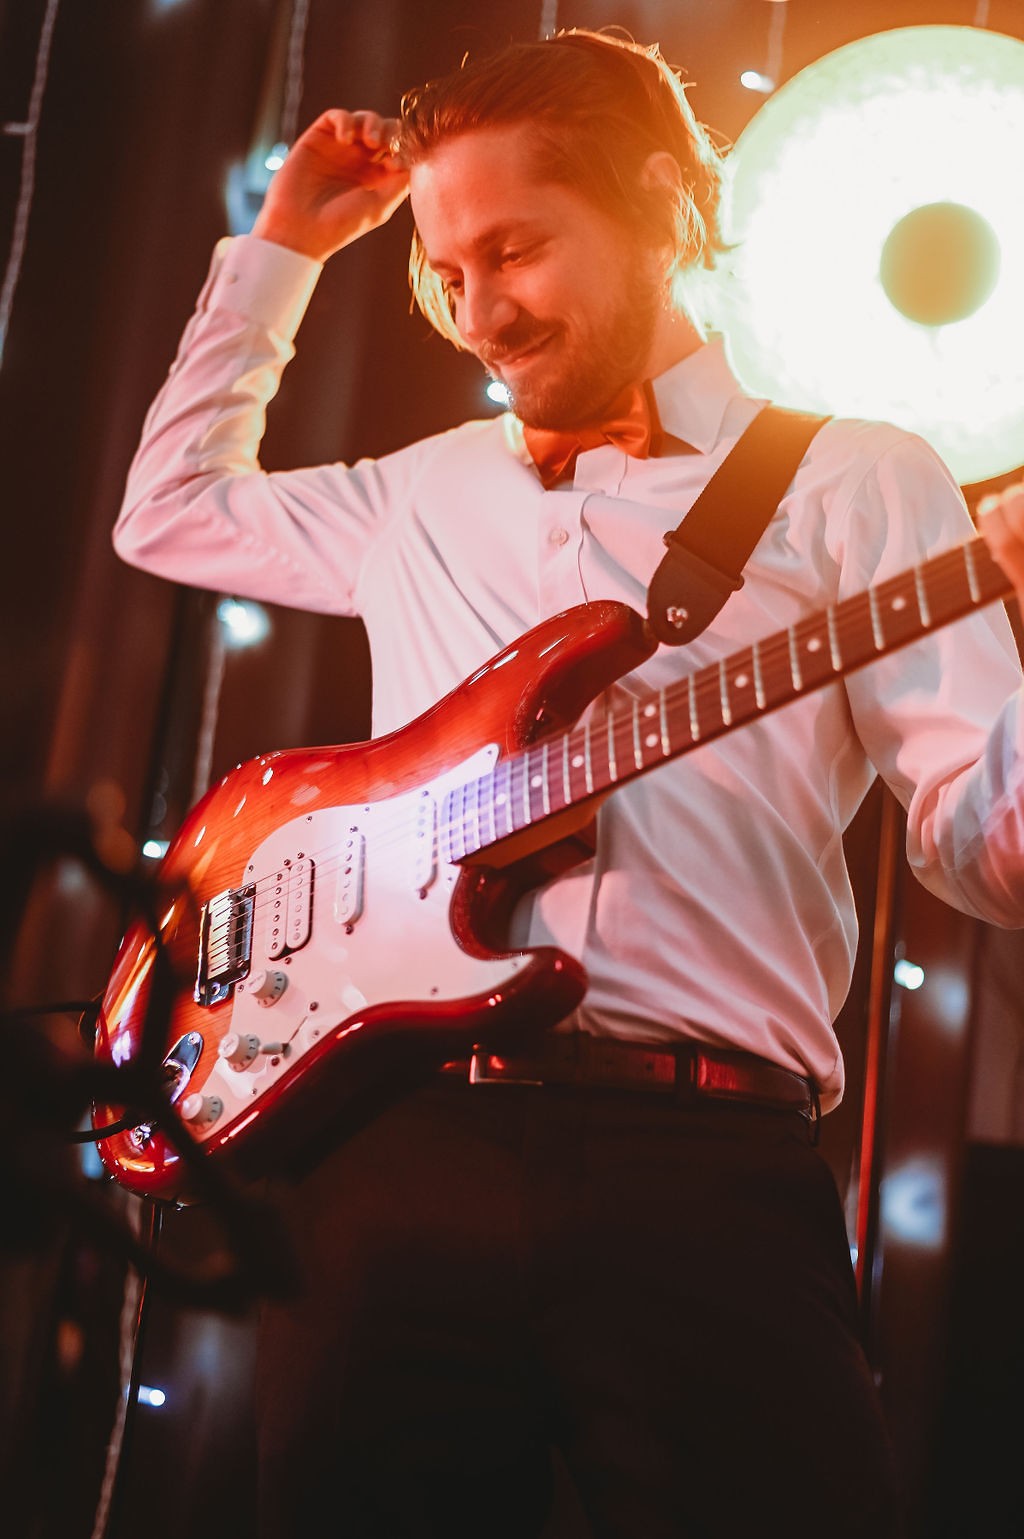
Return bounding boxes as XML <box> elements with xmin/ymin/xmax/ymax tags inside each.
<box><xmin>218</xmin><ymin>1032</ymin><xmax>261</xmax><ymax>1069</ymax></box>
<box><xmin>248</xmin><ymin>968</ymin><xmax>289</xmax><ymax>1006</ymax></box>
<box><xmin>180</xmin><ymin>1093</ymin><xmax>223</xmax><ymax>1128</ymax></box>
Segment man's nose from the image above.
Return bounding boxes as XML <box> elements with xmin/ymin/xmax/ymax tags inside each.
<box><xmin>457</xmin><ymin>275</ymin><xmax>518</xmax><ymax>350</ymax></box>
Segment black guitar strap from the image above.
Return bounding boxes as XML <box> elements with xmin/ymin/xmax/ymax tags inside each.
<box><xmin>646</xmin><ymin>404</ymin><xmax>830</xmax><ymax>646</ymax></box>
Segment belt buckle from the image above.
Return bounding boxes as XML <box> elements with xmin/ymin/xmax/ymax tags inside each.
<box><xmin>468</xmin><ymin>1050</ymin><xmax>544</xmax><ymax>1087</ymax></box>
<box><xmin>801</xmin><ymin>1084</ymin><xmax>822</xmax><ymax>1145</ymax></box>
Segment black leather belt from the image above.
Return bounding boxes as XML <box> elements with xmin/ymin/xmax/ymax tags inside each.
<box><xmin>441</xmin><ymin>1034</ymin><xmax>820</xmax><ymax>1133</ymax></box>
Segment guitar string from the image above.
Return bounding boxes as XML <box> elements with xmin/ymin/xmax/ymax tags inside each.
<box><xmin>199</xmin><ymin>542</ymin><xmax>1000</xmax><ymax>958</ymax></box>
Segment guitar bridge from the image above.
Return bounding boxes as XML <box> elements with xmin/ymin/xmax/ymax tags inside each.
<box><xmin>195</xmin><ymin>883</ymin><xmax>255</xmax><ymax>1006</ymax></box>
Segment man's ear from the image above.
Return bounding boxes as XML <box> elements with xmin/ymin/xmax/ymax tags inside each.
<box><xmin>640</xmin><ymin>151</ymin><xmax>683</xmax><ymax>194</ymax></box>
<box><xmin>639</xmin><ymin>151</ymin><xmax>686</xmax><ymax>262</ymax></box>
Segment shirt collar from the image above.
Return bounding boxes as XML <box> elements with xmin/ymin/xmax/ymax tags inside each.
<box><xmin>647</xmin><ymin>334</ymin><xmax>754</xmax><ymax>455</ymax></box>
<box><xmin>505</xmin><ymin>334</ymin><xmax>755</xmax><ymax>466</ymax></box>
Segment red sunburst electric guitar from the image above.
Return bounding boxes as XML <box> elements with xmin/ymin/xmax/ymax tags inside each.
<box><xmin>92</xmin><ymin>534</ymin><xmax>1009</xmax><ymax>1200</ymax></box>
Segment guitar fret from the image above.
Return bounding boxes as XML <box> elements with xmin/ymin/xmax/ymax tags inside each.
<box><xmin>478</xmin><ymin>771</ymin><xmax>492</xmax><ymax>849</ymax></box>
<box><xmin>659</xmin><ymin>689</ymin><xmax>670</xmax><ymax>756</ymax></box>
<box><xmin>497</xmin><ymin>765</ymin><xmax>511</xmax><ymax>837</ymax></box>
<box><xmin>914</xmin><ymin>564</ymin><xmax>932</xmax><ymax>627</ymax></box>
<box><xmin>634</xmin><ymin>704</ymin><xmax>649</xmax><ymax>763</ymax></box>
<box><xmin>632</xmin><ymin>699</ymin><xmax>643</xmax><ymax>770</ymax></box>
<box><xmin>826</xmin><ymin>606</ymin><xmax>841</xmax><ymax>672</ymax></box>
<box><xmin>541</xmin><ymin>741</ymin><xmax>551</xmax><ymax>817</ymax></box>
<box><xmin>463</xmin><ymin>779</ymin><xmax>475</xmax><ymax>853</ymax></box>
<box><xmin>495</xmin><ymin>763</ymin><xmax>512</xmax><ymax>837</ymax></box>
<box><xmin>565</xmin><ymin>735</ymin><xmax>581</xmax><ymax>801</ymax></box>
<box><xmin>443</xmin><ymin>788</ymin><xmax>461</xmax><ymax>862</ymax></box>
<box><xmin>584</xmin><ymin>718</ymin><xmax>594</xmax><ymax>794</ymax></box>
<box><xmin>718</xmin><ymin>659</ymin><xmax>732</xmax><ymax>726</ymax></box>
<box><xmin>448</xmin><ymin>784</ymin><xmax>461</xmax><ymax>861</ymax></box>
<box><xmin>868</xmin><ymin>586</ymin><xmax>884</xmax><ymax>651</ymax></box>
<box><xmin>688</xmin><ymin>676</ymin><xmax>701</xmax><ymax>741</ymax></box>
<box><xmin>521</xmin><ymin>750</ymin><xmax>532</xmax><ymax>825</ymax></box>
<box><xmin>607</xmin><ymin>709</ymin><xmax>618</xmax><ymax>782</ymax></box>
<box><xmin>787</xmin><ymin>626</ymin><xmax>803</xmax><ymax>691</ymax></box>
<box><xmin>562</xmin><ymin>735</ymin><xmax>571</xmax><ymax>806</ymax></box>
<box><xmin>474</xmin><ymin>774</ymin><xmax>486</xmax><ymax>848</ymax></box>
<box><xmin>453</xmin><ymin>789</ymin><xmax>464</xmax><ymax>862</ymax></box>
<box><xmin>965</xmin><ymin>541</ymin><xmax>981</xmax><ymax>603</ymax></box>
<box><xmin>473</xmin><ymin>772</ymin><xmax>485</xmax><ymax>849</ymax></box>
<box><xmin>752</xmin><ymin>638</ymin><xmax>766</xmax><ymax>710</ymax></box>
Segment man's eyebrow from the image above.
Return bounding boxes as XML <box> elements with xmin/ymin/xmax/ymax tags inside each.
<box><xmin>427</xmin><ymin>219</ymin><xmax>548</xmax><ymax>271</ymax></box>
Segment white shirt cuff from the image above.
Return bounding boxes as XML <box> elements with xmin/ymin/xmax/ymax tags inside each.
<box><xmin>204</xmin><ymin>233</ymin><xmax>322</xmax><ymax>339</ymax></box>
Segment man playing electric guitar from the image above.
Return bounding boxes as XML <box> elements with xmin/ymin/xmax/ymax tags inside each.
<box><xmin>108</xmin><ymin>27</ymin><xmax>1024</xmax><ymax>1539</ymax></box>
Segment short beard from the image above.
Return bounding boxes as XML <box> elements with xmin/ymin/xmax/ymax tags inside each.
<box><xmin>492</xmin><ymin>277</ymin><xmax>663</xmax><ymax>432</ymax></box>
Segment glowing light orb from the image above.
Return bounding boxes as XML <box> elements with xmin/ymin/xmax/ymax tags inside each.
<box><xmin>714</xmin><ymin>26</ymin><xmax>1024</xmax><ymax>485</ymax></box>
<box><xmin>217</xmin><ymin>596</ymin><xmax>270</xmax><ymax>648</ymax></box>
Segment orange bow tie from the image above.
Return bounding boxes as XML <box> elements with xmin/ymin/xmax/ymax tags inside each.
<box><xmin>522</xmin><ymin>380</ymin><xmax>665</xmax><ymax>489</ymax></box>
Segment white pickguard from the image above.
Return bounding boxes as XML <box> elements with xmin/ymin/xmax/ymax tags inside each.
<box><xmin>196</xmin><ymin>745</ymin><xmax>528</xmax><ymax>1126</ymax></box>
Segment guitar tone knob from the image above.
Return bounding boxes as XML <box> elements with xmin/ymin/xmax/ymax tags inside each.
<box><xmin>248</xmin><ymin>968</ymin><xmax>289</xmax><ymax>1006</ymax></box>
<box><xmin>180</xmin><ymin>1093</ymin><xmax>223</xmax><ymax>1128</ymax></box>
<box><xmin>218</xmin><ymin>1032</ymin><xmax>261</xmax><ymax>1069</ymax></box>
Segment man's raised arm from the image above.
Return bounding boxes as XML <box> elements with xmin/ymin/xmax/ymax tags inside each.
<box><xmin>111</xmin><ymin>107</ymin><xmax>409</xmax><ymax>610</ymax></box>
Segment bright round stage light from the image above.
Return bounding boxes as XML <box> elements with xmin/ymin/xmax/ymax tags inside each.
<box><xmin>714</xmin><ymin>26</ymin><xmax>1024</xmax><ymax>486</ymax></box>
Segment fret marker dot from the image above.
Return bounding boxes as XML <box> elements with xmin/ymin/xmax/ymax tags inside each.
<box><xmin>572</xmin><ymin>754</ymin><xmax>584</xmax><ymax>768</ymax></box>
<box><xmin>806</xmin><ymin>636</ymin><xmax>822</xmax><ymax>652</ymax></box>
<box><xmin>892</xmin><ymin>595</ymin><xmax>907</xmax><ymax>611</ymax></box>
<box><xmin>735</xmin><ymin>672</ymin><xmax>749</xmax><ymax>689</ymax></box>
<box><xmin>531</xmin><ymin>774</ymin><xmax>542</xmax><ymax>788</ymax></box>
<box><xmin>643</xmin><ymin>703</ymin><xmax>656</xmax><ymax>717</ymax></box>
<box><xmin>645</xmin><ymin>732</ymin><xmax>658</xmax><ymax>748</ymax></box>
<box><xmin>495</xmin><ymin>793</ymin><xmax>506</xmax><ymax>806</ymax></box>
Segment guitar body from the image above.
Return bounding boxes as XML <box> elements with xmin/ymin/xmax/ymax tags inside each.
<box><xmin>93</xmin><ymin>601</ymin><xmax>654</xmax><ymax>1201</ymax></box>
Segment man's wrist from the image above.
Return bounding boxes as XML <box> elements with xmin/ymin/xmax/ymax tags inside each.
<box><xmin>250</xmin><ymin>215</ymin><xmax>328</xmax><ymax>262</ymax></box>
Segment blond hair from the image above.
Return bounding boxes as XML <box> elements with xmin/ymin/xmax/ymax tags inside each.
<box><xmin>399</xmin><ymin>28</ymin><xmax>728</xmax><ymax>345</ymax></box>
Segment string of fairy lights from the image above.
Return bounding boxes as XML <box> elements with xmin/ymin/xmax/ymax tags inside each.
<box><xmin>0</xmin><ymin>0</ymin><xmax>60</xmax><ymax>369</ymax></box>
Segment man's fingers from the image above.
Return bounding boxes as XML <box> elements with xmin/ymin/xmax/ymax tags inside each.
<box><xmin>977</xmin><ymin>482</ymin><xmax>1024</xmax><ymax>590</ymax></box>
<box><xmin>978</xmin><ymin>482</ymin><xmax>1024</xmax><ymax>540</ymax></box>
<box><xmin>335</xmin><ymin>110</ymin><xmax>397</xmax><ymax>150</ymax></box>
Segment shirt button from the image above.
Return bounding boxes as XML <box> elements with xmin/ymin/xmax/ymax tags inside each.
<box><xmin>549</xmin><ymin>526</ymin><xmax>569</xmax><ymax>547</ymax></box>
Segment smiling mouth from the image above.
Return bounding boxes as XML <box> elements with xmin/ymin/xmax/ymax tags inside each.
<box><xmin>489</xmin><ymin>335</ymin><xmax>554</xmax><ymax>372</ymax></box>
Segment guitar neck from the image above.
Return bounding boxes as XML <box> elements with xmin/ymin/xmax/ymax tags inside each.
<box><xmin>443</xmin><ymin>535</ymin><xmax>1011</xmax><ymax>862</ymax></box>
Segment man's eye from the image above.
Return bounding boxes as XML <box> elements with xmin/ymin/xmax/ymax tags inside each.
<box><xmin>443</xmin><ymin>277</ymin><xmax>464</xmax><ymax>297</ymax></box>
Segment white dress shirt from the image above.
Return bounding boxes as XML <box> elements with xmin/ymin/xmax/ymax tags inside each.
<box><xmin>114</xmin><ymin>234</ymin><xmax>1024</xmax><ymax>1111</ymax></box>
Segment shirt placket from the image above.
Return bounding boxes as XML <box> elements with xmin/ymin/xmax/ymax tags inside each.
<box><xmin>536</xmin><ymin>446</ymin><xmax>629</xmax><ymax>617</ymax></box>
<box><xmin>536</xmin><ymin>487</ymin><xmax>590</xmax><ymax>616</ymax></box>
